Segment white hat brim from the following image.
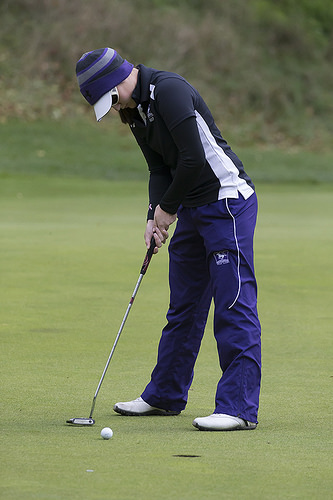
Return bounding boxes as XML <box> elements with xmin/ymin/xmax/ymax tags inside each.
<box><xmin>94</xmin><ymin>91</ymin><xmax>112</xmax><ymax>122</ymax></box>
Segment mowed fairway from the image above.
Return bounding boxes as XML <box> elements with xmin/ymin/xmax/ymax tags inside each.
<box><xmin>1</xmin><ymin>176</ymin><xmax>332</xmax><ymax>499</ymax></box>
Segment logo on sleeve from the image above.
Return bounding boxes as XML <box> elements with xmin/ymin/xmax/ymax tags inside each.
<box><xmin>213</xmin><ymin>251</ymin><xmax>230</xmax><ymax>265</ymax></box>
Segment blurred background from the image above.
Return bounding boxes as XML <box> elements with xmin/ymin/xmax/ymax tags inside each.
<box><xmin>1</xmin><ymin>0</ymin><xmax>332</xmax><ymax>150</ymax></box>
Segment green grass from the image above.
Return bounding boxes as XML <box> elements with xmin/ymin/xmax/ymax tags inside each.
<box><xmin>0</xmin><ymin>119</ymin><xmax>148</xmax><ymax>181</ymax></box>
<box><xmin>1</xmin><ymin>119</ymin><xmax>333</xmax><ymax>183</ymax></box>
<box><xmin>1</xmin><ymin>173</ymin><xmax>332</xmax><ymax>499</ymax></box>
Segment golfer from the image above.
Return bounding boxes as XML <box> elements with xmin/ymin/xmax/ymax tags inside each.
<box><xmin>76</xmin><ymin>47</ymin><xmax>261</xmax><ymax>431</ymax></box>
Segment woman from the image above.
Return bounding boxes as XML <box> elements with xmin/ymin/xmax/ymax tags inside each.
<box><xmin>76</xmin><ymin>47</ymin><xmax>261</xmax><ymax>431</ymax></box>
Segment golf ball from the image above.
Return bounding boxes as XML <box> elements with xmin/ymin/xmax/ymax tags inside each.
<box><xmin>101</xmin><ymin>427</ymin><xmax>113</xmax><ymax>440</ymax></box>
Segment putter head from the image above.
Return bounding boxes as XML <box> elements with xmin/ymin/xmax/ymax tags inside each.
<box><xmin>66</xmin><ymin>417</ymin><xmax>95</xmax><ymax>426</ymax></box>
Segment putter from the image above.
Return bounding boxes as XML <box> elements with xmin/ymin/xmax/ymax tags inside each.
<box><xmin>66</xmin><ymin>237</ymin><xmax>156</xmax><ymax>426</ymax></box>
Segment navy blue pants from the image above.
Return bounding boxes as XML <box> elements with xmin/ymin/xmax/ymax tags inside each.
<box><xmin>142</xmin><ymin>193</ymin><xmax>261</xmax><ymax>422</ymax></box>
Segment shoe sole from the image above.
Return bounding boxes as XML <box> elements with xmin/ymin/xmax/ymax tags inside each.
<box><xmin>192</xmin><ymin>421</ymin><xmax>257</xmax><ymax>431</ymax></box>
<box><xmin>114</xmin><ymin>406</ymin><xmax>180</xmax><ymax>416</ymax></box>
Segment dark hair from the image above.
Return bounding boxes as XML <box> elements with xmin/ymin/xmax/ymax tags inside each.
<box><xmin>119</xmin><ymin>107</ymin><xmax>141</xmax><ymax>125</ymax></box>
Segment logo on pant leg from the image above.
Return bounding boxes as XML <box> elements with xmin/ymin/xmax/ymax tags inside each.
<box><xmin>213</xmin><ymin>251</ymin><xmax>230</xmax><ymax>265</ymax></box>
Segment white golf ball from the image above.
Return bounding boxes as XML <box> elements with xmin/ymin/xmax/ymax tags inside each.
<box><xmin>101</xmin><ymin>427</ymin><xmax>113</xmax><ymax>440</ymax></box>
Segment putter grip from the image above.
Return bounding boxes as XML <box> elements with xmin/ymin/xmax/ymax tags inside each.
<box><xmin>140</xmin><ymin>237</ymin><xmax>156</xmax><ymax>275</ymax></box>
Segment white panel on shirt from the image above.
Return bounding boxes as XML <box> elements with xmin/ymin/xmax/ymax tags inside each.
<box><xmin>195</xmin><ymin>111</ymin><xmax>254</xmax><ymax>200</ymax></box>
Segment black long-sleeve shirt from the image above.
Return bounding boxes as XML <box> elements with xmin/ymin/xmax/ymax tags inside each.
<box><xmin>130</xmin><ymin>65</ymin><xmax>254</xmax><ymax>219</ymax></box>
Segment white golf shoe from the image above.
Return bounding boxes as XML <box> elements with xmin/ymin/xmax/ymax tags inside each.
<box><xmin>113</xmin><ymin>397</ymin><xmax>180</xmax><ymax>416</ymax></box>
<box><xmin>192</xmin><ymin>413</ymin><xmax>257</xmax><ymax>431</ymax></box>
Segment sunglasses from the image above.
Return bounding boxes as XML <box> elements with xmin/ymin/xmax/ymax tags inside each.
<box><xmin>110</xmin><ymin>87</ymin><xmax>119</xmax><ymax>107</ymax></box>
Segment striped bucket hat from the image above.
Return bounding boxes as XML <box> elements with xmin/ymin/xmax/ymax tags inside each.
<box><xmin>76</xmin><ymin>48</ymin><xmax>133</xmax><ymax>121</ymax></box>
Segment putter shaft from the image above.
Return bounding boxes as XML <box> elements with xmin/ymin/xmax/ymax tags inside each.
<box><xmin>67</xmin><ymin>238</ymin><xmax>156</xmax><ymax>426</ymax></box>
